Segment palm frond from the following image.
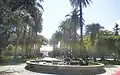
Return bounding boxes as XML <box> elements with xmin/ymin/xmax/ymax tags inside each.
<box><xmin>65</xmin><ymin>14</ymin><xmax>71</xmax><ymax>17</ymax></box>
<box><xmin>36</xmin><ymin>2</ymin><xmax>44</xmax><ymax>11</ymax></box>
<box><xmin>69</xmin><ymin>0</ymin><xmax>78</xmax><ymax>9</ymax></box>
<box><xmin>69</xmin><ymin>0</ymin><xmax>92</xmax><ymax>8</ymax></box>
<box><xmin>39</xmin><ymin>0</ymin><xmax>44</xmax><ymax>2</ymax></box>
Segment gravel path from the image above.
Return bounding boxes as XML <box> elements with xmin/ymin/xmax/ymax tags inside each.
<box><xmin>0</xmin><ymin>64</ymin><xmax>120</xmax><ymax>75</ymax></box>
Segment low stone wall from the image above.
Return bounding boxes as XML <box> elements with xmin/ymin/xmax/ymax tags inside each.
<box><xmin>26</xmin><ymin>60</ymin><xmax>105</xmax><ymax>75</ymax></box>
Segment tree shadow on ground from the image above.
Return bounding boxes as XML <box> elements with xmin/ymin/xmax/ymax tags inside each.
<box><xmin>0</xmin><ymin>71</ymin><xmax>15</xmax><ymax>75</ymax></box>
<box><xmin>0</xmin><ymin>62</ymin><xmax>24</xmax><ymax>66</ymax></box>
<box><xmin>25</xmin><ymin>66</ymin><xmax>106</xmax><ymax>75</ymax></box>
<box><xmin>0</xmin><ymin>69</ymin><xmax>20</xmax><ymax>75</ymax></box>
<box><xmin>104</xmin><ymin>65</ymin><xmax>117</xmax><ymax>68</ymax></box>
<box><xmin>0</xmin><ymin>60</ymin><xmax>25</xmax><ymax>66</ymax></box>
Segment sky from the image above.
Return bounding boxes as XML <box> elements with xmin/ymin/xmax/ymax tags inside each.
<box><xmin>41</xmin><ymin>0</ymin><xmax>120</xmax><ymax>39</ymax></box>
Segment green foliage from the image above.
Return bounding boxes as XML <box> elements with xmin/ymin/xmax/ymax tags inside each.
<box><xmin>0</xmin><ymin>0</ymin><xmax>46</xmax><ymax>61</ymax></box>
<box><xmin>6</xmin><ymin>44</ymin><xmax>15</xmax><ymax>51</ymax></box>
<box><xmin>85</xmin><ymin>23</ymin><xmax>104</xmax><ymax>46</ymax></box>
<box><xmin>95</xmin><ymin>35</ymin><xmax>120</xmax><ymax>58</ymax></box>
<box><xmin>0</xmin><ymin>0</ymin><xmax>44</xmax><ymax>45</ymax></box>
<box><xmin>0</xmin><ymin>56</ymin><xmax>12</xmax><ymax>63</ymax></box>
<box><xmin>98</xmin><ymin>60</ymin><xmax>120</xmax><ymax>65</ymax></box>
<box><xmin>69</xmin><ymin>0</ymin><xmax>92</xmax><ymax>8</ymax></box>
<box><xmin>83</xmin><ymin>36</ymin><xmax>93</xmax><ymax>53</ymax></box>
<box><xmin>0</xmin><ymin>56</ymin><xmax>5</xmax><ymax>62</ymax></box>
<box><xmin>113</xmin><ymin>23</ymin><xmax>120</xmax><ymax>35</ymax></box>
<box><xmin>69</xmin><ymin>0</ymin><xmax>92</xmax><ymax>53</ymax></box>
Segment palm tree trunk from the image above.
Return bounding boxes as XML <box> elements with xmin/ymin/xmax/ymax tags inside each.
<box><xmin>23</xmin><ymin>29</ymin><xmax>26</xmax><ymax>58</ymax></box>
<box><xmin>13</xmin><ymin>42</ymin><xmax>18</xmax><ymax>61</ymax></box>
<box><xmin>13</xmin><ymin>33</ymin><xmax>22</xmax><ymax>63</ymax></box>
<box><xmin>79</xmin><ymin>1</ymin><xmax>84</xmax><ymax>56</ymax></box>
<box><xmin>79</xmin><ymin>2</ymin><xmax>88</xmax><ymax>65</ymax></box>
<box><xmin>53</xmin><ymin>45</ymin><xmax>56</xmax><ymax>57</ymax></box>
<box><xmin>73</xmin><ymin>25</ymin><xmax>77</xmax><ymax>42</ymax></box>
<box><xmin>34</xmin><ymin>32</ymin><xmax>37</xmax><ymax>58</ymax></box>
<box><xmin>28</xmin><ymin>28</ymin><xmax>32</xmax><ymax>57</ymax></box>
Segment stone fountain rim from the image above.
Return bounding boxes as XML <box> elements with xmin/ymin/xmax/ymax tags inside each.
<box><xmin>26</xmin><ymin>60</ymin><xmax>104</xmax><ymax>68</ymax></box>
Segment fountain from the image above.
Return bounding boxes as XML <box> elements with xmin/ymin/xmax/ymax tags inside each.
<box><xmin>26</xmin><ymin>57</ymin><xmax>105</xmax><ymax>75</ymax></box>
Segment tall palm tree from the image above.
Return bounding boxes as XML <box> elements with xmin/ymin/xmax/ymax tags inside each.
<box><xmin>49</xmin><ymin>32</ymin><xmax>60</xmax><ymax>57</ymax></box>
<box><xmin>49</xmin><ymin>33</ymin><xmax>58</xmax><ymax>49</ymax></box>
<box><xmin>66</xmin><ymin>9</ymin><xmax>80</xmax><ymax>57</ymax></box>
<box><xmin>10</xmin><ymin>0</ymin><xmax>44</xmax><ymax>12</ymax></box>
<box><xmin>66</xmin><ymin>9</ymin><xmax>79</xmax><ymax>43</ymax></box>
<box><xmin>59</xmin><ymin>19</ymin><xmax>77</xmax><ymax>57</ymax></box>
<box><xmin>85</xmin><ymin>23</ymin><xmax>104</xmax><ymax>46</ymax></box>
<box><xmin>86</xmin><ymin>23</ymin><xmax>104</xmax><ymax>61</ymax></box>
<box><xmin>69</xmin><ymin>0</ymin><xmax>92</xmax><ymax>53</ymax></box>
<box><xmin>59</xmin><ymin>19</ymin><xmax>73</xmax><ymax>43</ymax></box>
<box><xmin>0</xmin><ymin>0</ymin><xmax>44</xmax><ymax>60</ymax></box>
<box><xmin>9</xmin><ymin>0</ymin><xmax>44</xmax><ymax>37</ymax></box>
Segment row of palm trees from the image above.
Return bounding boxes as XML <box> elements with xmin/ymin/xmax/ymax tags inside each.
<box><xmin>0</xmin><ymin>0</ymin><xmax>46</xmax><ymax>59</ymax></box>
<box><xmin>50</xmin><ymin>20</ymin><xmax>120</xmax><ymax>62</ymax></box>
<box><xmin>50</xmin><ymin>20</ymin><xmax>104</xmax><ymax>55</ymax></box>
<box><xmin>49</xmin><ymin>0</ymin><xmax>115</xmax><ymax>64</ymax></box>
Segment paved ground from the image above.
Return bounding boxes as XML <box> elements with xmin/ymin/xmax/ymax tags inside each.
<box><xmin>0</xmin><ymin>64</ymin><xmax>120</xmax><ymax>75</ymax></box>
<box><xmin>98</xmin><ymin>65</ymin><xmax>120</xmax><ymax>75</ymax></box>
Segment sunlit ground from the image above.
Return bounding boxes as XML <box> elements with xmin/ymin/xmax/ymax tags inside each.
<box><xmin>0</xmin><ymin>63</ymin><xmax>120</xmax><ymax>75</ymax></box>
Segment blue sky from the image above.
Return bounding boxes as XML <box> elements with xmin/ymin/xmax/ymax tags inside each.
<box><xmin>41</xmin><ymin>0</ymin><xmax>120</xmax><ymax>39</ymax></box>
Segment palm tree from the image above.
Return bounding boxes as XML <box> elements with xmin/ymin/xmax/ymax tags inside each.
<box><xmin>9</xmin><ymin>0</ymin><xmax>44</xmax><ymax>37</ymax></box>
<box><xmin>66</xmin><ymin>9</ymin><xmax>79</xmax><ymax>43</ymax></box>
<box><xmin>0</xmin><ymin>0</ymin><xmax>44</xmax><ymax>60</ymax></box>
<box><xmin>85</xmin><ymin>23</ymin><xmax>104</xmax><ymax>62</ymax></box>
<box><xmin>86</xmin><ymin>23</ymin><xmax>103</xmax><ymax>45</ymax></box>
<box><xmin>85</xmin><ymin>23</ymin><xmax>104</xmax><ymax>46</ymax></box>
<box><xmin>50</xmin><ymin>31</ymin><xmax>62</xmax><ymax>48</ymax></box>
<box><xmin>59</xmin><ymin>19</ymin><xmax>73</xmax><ymax>43</ymax></box>
<box><xmin>59</xmin><ymin>19</ymin><xmax>78</xmax><ymax>58</ymax></box>
<box><xmin>66</xmin><ymin>9</ymin><xmax>80</xmax><ymax>57</ymax></box>
<box><xmin>69</xmin><ymin>0</ymin><xmax>92</xmax><ymax>57</ymax></box>
<box><xmin>10</xmin><ymin>0</ymin><xmax>44</xmax><ymax>12</ymax></box>
<box><xmin>49</xmin><ymin>33</ymin><xmax>59</xmax><ymax>57</ymax></box>
<box><xmin>49</xmin><ymin>34</ymin><xmax>58</xmax><ymax>48</ymax></box>
<box><xmin>16</xmin><ymin>0</ymin><xmax>44</xmax><ymax>58</ymax></box>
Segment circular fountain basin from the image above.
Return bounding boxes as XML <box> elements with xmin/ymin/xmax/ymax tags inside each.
<box><xmin>26</xmin><ymin>57</ymin><xmax>105</xmax><ymax>75</ymax></box>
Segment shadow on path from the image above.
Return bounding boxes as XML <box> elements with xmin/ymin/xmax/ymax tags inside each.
<box><xmin>104</xmin><ymin>65</ymin><xmax>117</xmax><ymax>68</ymax></box>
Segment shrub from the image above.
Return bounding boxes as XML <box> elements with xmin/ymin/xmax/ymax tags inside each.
<box><xmin>0</xmin><ymin>56</ymin><xmax>5</xmax><ymax>62</ymax></box>
<box><xmin>6</xmin><ymin>44</ymin><xmax>15</xmax><ymax>51</ymax></box>
<box><xmin>98</xmin><ymin>60</ymin><xmax>120</xmax><ymax>65</ymax></box>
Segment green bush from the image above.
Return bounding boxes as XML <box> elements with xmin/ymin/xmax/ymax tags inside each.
<box><xmin>0</xmin><ymin>56</ymin><xmax>5</xmax><ymax>62</ymax></box>
<box><xmin>89</xmin><ymin>61</ymin><xmax>99</xmax><ymax>65</ymax></box>
<box><xmin>0</xmin><ymin>56</ymin><xmax>13</xmax><ymax>64</ymax></box>
<box><xmin>6</xmin><ymin>44</ymin><xmax>15</xmax><ymax>51</ymax></box>
<box><xmin>98</xmin><ymin>60</ymin><xmax>120</xmax><ymax>65</ymax></box>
